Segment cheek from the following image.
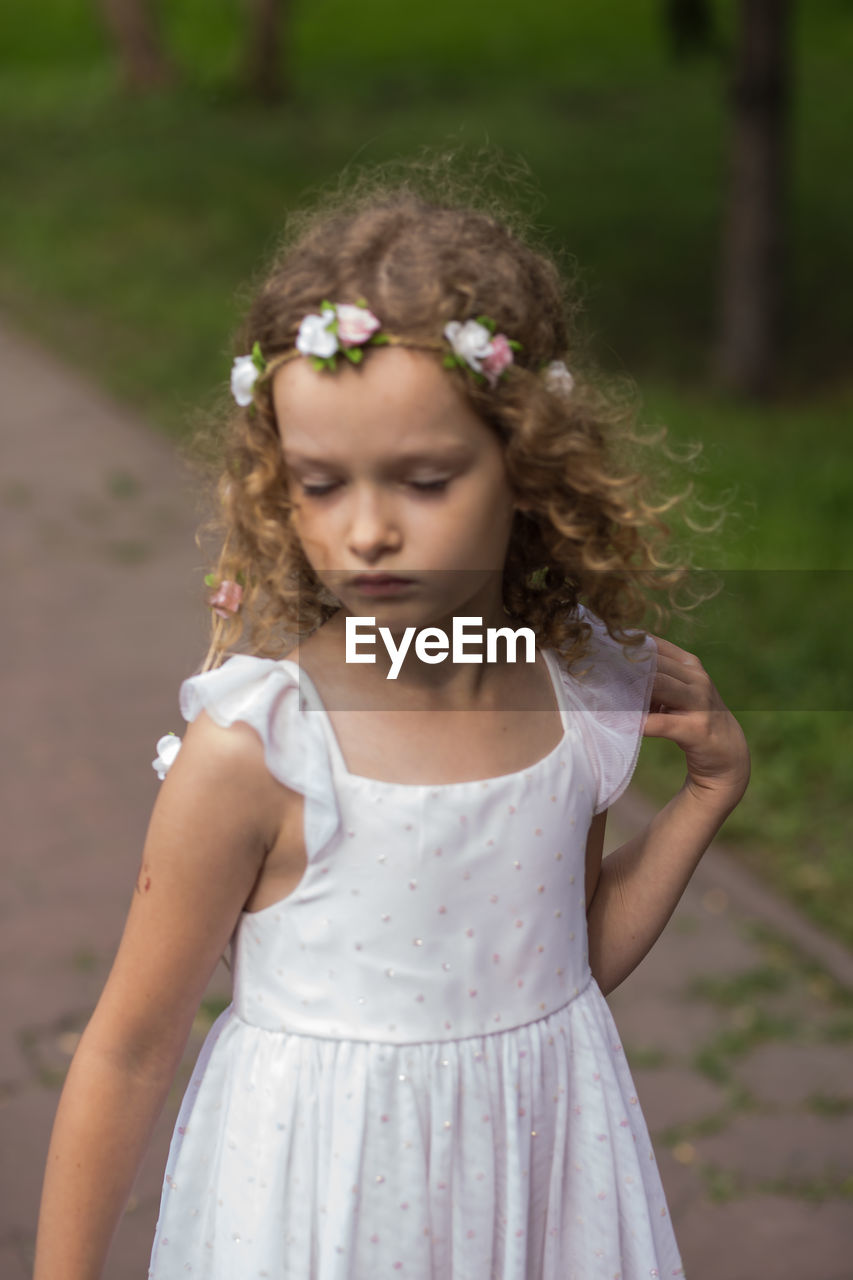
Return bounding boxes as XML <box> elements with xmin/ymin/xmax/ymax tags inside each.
<box><xmin>460</xmin><ymin>479</ymin><xmax>516</xmax><ymax>539</ymax></box>
<box><xmin>287</xmin><ymin>506</ymin><xmax>328</xmax><ymax>563</ymax></box>
<box><xmin>429</xmin><ymin>498</ymin><xmax>514</xmax><ymax>563</ymax></box>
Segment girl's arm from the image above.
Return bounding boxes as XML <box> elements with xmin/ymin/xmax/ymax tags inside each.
<box><xmin>586</xmin><ymin>636</ymin><xmax>750</xmax><ymax>996</ymax></box>
<box><xmin>33</xmin><ymin>711</ymin><xmax>289</xmax><ymax>1280</ymax></box>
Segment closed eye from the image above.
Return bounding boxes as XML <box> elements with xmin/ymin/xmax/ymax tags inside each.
<box><xmin>300</xmin><ymin>482</ymin><xmax>339</xmax><ymax>497</ymax></box>
<box><xmin>299</xmin><ymin>478</ymin><xmax>450</xmax><ymax>497</ymax></box>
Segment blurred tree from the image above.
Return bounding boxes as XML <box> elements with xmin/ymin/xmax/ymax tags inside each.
<box><xmin>98</xmin><ymin>0</ymin><xmax>173</xmax><ymax>91</ymax></box>
<box><xmin>716</xmin><ymin>0</ymin><xmax>792</xmax><ymax>396</ymax></box>
<box><xmin>244</xmin><ymin>0</ymin><xmax>289</xmax><ymax>102</ymax></box>
<box><xmin>662</xmin><ymin>0</ymin><xmax>718</xmax><ymax>59</ymax></box>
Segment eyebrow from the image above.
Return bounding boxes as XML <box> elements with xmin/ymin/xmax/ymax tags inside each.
<box><xmin>282</xmin><ymin>445</ymin><xmax>472</xmax><ymax>467</ymax></box>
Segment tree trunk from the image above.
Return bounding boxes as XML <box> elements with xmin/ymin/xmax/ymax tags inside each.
<box><xmin>98</xmin><ymin>0</ymin><xmax>173</xmax><ymax>92</ymax></box>
<box><xmin>715</xmin><ymin>0</ymin><xmax>792</xmax><ymax>397</ymax></box>
<box><xmin>245</xmin><ymin>0</ymin><xmax>289</xmax><ymax>103</ymax></box>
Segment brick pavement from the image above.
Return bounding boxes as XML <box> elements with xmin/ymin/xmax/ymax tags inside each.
<box><xmin>2</xmin><ymin>320</ymin><xmax>851</xmax><ymax>1278</ymax></box>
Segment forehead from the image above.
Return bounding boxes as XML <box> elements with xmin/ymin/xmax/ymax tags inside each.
<box><xmin>272</xmin><ymin>346</ymin><xmax>492</xmax><ymax>461</ymax></box>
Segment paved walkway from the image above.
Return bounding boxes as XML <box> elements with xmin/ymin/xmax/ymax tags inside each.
<box><xmin>1</xmin><ymin>320</ymin><xmax>851</xmax><ymax>1278</ymax></box>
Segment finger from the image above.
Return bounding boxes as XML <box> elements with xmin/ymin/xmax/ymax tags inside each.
<box><xmin>653</xmin><ymin>653</ymin><xmax>698</xmax><ymax>687</ymax></box>
<box><xmin>642</xmin><ymin>710</ymin><xmax>688</xmax><ymax>740</ymax></box>
<box><xmin>651</xmin><ymin>635</ymin><xmax>703</xmax><ymax>668</ymax></box>
<box><xmin>650</xmin><ymin>671</ymin><xmax>698</xmax><ymax>710</ymax></box>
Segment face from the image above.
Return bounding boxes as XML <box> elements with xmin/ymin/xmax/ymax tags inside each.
<box><xmin>272</xmin><ymin>346</ymin><xmax>519</xmax><ymax>633</ymax></box>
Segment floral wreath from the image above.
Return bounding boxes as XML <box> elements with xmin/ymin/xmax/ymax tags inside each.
<box><xmin>230</xmin><ymin>301</ymin><xmax>574</xmax><ymax>405</ymax></box>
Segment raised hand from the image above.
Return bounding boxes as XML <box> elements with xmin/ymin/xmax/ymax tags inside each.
<box><xmin>643</xmin><ymin>636</ymin><xmax>750</xmax><ymax>812</ymax></box>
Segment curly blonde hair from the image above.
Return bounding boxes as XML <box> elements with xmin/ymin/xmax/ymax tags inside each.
<box><xmin>193</xmin><ymin>158</ymin><xmax>713</xmax><ymax>674</ymax></box>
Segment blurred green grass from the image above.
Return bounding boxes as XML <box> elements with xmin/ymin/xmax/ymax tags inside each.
<box><xmin>1</xmin><ymin>0</ymin><xmax>851</xmax><ymax>944</ymax></box>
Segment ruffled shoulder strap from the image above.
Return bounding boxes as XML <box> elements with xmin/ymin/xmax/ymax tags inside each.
<box><xmin>153</xmin><ymin>655</ymin><xmax>341</xmax><ymax>858</ymax></box>
<box><xmin>550</xmin><ymin>606</ymin><xmax>657</xmax><ymax>815</ymax></box>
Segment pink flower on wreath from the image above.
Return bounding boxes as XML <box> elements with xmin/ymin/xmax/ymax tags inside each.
<box><xmin>208</xmin><ymin>580</ymin><xmax>243</xmax><ymax>618</ymax></box>
<box><xmin>336</xmin><ymin>304</ymin><xmax>381</xmax><ymax>347</ymax></box>
<box><xmin>480</xmin><ymin>333</ymin><xmax>515</xmax><ymax>388</ymax></box>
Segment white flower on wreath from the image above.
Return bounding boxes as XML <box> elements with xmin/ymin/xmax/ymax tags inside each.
<box><xmin>152</xmin><ymin>732</ymin><xmax>182</xmax><ymax>780</ymax></box>
<box><xmin>230</xmin><ymin>355</ymin><xmax>259</xmax><ymax>406</ymax></box>
<box><xmin>544</xmin><ymin>360</ymin><xmax>575</xmax><ymax>396</ymax></box>
<box><xmin>296</xmin><ymin>308</ymin><xmax>339</xmax><ymax>360</ymax></box>
<box><xmin>444</xmin><ymin>319</ymin><xmax>494</xmax><ymax>375</ymax></box>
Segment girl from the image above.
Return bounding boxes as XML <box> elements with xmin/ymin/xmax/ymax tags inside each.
<box><xmin>35</xmin><ymin>176</ymin><xmax>749</xmax><ymax>1280</ymax></box>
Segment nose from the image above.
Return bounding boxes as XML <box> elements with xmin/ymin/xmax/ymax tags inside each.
<box><xmin>346</xmin><ymin>486</ymin><xmax>402</xmax><ymax>562</ymax></box>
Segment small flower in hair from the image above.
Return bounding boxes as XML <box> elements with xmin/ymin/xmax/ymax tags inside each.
<box><xmin>443</xmin><ymin>317</ymin><xmax>521</xmax><ymax>388</ymax></box>
<box><xmin>204</xmin><ymin>574</ymin><xmax>244</xmax><ymax>619</ymax></box>
<box><xmin>230</xmin><ymin>341</ymin><xmax>267</xmax><ymax>406</ymax></box>
<box><xmin>543</xmin><ymin>360</ymin><xmax>574</xmax><ymax>397</ymax></box>
<box><xmin>152</xmin><ymin>732</ymin><xmax>182</xmax><ymax>780</ymax></box>
<box><xmin>336</xmin><ymin>303</ymin><xmax>382</xmax><ymax>347</ymax></box>
<box><xmin>481</xmin><ymin>333</ymin><xmax>515</xmax><ymax>386</ymax></box>
<box><xmin>296</xmin><ymin>306</ymin><xmax>338</xmax><ymax>360</ymax></box>
<box><xmin>296</xmin><ymin>301</ymin><xmax>385</xmax><ymax>371</ymax></box>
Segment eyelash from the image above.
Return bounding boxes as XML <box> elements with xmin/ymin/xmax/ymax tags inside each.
<box><xmin>300</xmin><ymin>479</ymin><xmax>450</xmax><ymax>497</ymax></box>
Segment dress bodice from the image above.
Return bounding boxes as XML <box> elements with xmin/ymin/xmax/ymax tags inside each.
<box><xmin>232</xmin><ymin>648</ymin><xmax>595</xmax><ymax>1043</ymax></box>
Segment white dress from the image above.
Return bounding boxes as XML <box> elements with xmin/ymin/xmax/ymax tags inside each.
<box><xmin>148</xmin><ymin>613</ymin><xmax>684</xmax><ymax>1279</ymax></box>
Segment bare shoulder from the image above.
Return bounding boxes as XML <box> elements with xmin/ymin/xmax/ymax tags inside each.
<box><xmin>169</xmin><ymin>709</ymin><xmax>294</xmax><ymax>852</ymax></box>
<box><xmin>181</xmin><ymin>705</ymin><xmax>269</xmax><ymax>768</ymax></box>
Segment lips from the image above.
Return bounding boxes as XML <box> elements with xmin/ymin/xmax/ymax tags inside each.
<box><xmin>349</xmin><ymin>574</ymin><xmax>414</xmax><ymax>586</ymax></box>
<box><xmin>346</xmin><ymin>574</ymin><xmax>418</xmax><ymax>597</ymax></box>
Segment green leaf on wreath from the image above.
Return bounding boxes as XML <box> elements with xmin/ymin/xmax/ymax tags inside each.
<box><xmin>204</xmin><ymin>573</ymin><xmax>217</xmax><ymax>587</ymax></box>
<box><xmin>251</xmin><ymin>340</ymin><xmax>267</xmax><ymax>372</ymax></box>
